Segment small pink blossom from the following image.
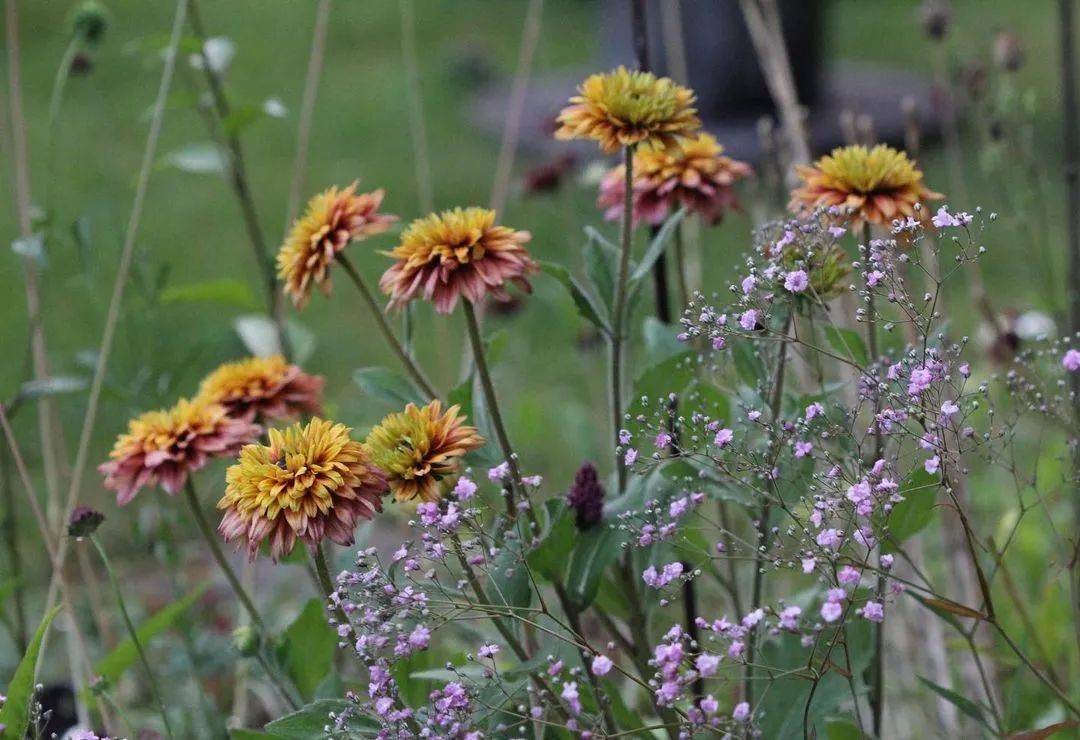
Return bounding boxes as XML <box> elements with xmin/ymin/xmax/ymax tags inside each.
<box><xmin>591</xmin><ymin>654</ymin><xmax>613</xmax><ymax>676</ymax></box>
<box><xmin>714</xmin><ymin>428</ymin><xmax>734</xmax><ymax>448</ymax></box>
<box><xmin>1064</xmin><ymin>349</ymin><xmax>1080</xmax><ymax>372</ymax></box>
<box><xmin>784</xmin><ymin>269</ymin><xmax>809</xmax><ymax>293</ymax></box>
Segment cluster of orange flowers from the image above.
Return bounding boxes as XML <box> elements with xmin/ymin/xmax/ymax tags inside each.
<box><xmin>101</xmin><ymin>355</ymin><xmax>483</xmax><ymax>560</ymax></box>
<box><xmin>101</xmin><ymin>65</ymin><xmax>942</xmax><ymax>564</ymax></box>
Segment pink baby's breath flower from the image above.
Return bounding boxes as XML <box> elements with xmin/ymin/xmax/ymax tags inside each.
<box><xmin>862</xmin><ymin>601</ymin><xmax>885</xmax><ymax>622</ymax></box>
<box><xmin>924</xmin><ymin>456</ymin><xmax>941</xmax><ymax>474</ymax></box>
<box><xmin>591</xmin><ymin>654</ymin><xmax>613</xmax><ymax>676</ymax></box>
<box><xmin>624</xmin><ymin>448</ymin><xmax>638</xmax><ymax>466</ymax></box>
<box><xmin>477</xmin><ymin>643</ymin><xmax>500</xmax><ymax>659</ymax></box>
<box><xmin>1064</xmin><ymin>349</ymin><xmax>1080</xmax><ymax>372</ymax></box>
<box><xmin>714</xmin><ymin>428</ymin><xmax>734</xmax><ymax>448</ymax></box>
<box><xmin>821</xmin><ymin>601</ymin><xmax>843</xmax><ymax>623</ymax></box>
<box><xmin>794</xmin><ymin>440</ymin><xmax>812</xmax><ymax>458</ymax></box>
<box><xmin>739</xmin><ymin>310</ymin><xmax>759</xmax><ymax>331</ymax></box>
<box><xmin>733</xmin><ymin>702</ymin><xmax>750</xmax><ymax>722</ymax></box>
<box><xmin>487</xmin><ymin>462</ymin><xmax>510</xmax><ymax>481</ymax></box>
<box><xmin>696</xmin><ymin>653</ymin><xmax>720</xmax><ymax>676</ymax></box>
<box><xmin>805</xmin><ymin>402</ymin><xmax>824</xmax><ymax>420</ymax></box>
<box><xmin>741</xmin><ymin>275</ymin><xmax>757</xmax><ymax>295</ymax></box>
<box><xmin>453</xmin><ymin>476</ymin><xmax>477</xmax><ymax>500</ymax></box>
<box><xmin>816</xmin><ymin>528</ymin><xmax>840</xmax><ymax>548</ymax></box>
<box><xmin>784</xmin><ymin>269</ymin><xmax>809</xmax><ymax>293</ymax></box>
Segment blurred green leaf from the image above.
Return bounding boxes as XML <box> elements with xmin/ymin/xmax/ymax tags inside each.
<box><xmin>540</xmin><ymin>260</ymin><xmax>609</xmax><ymax>334</ymax></box>
<box><xmin>629</xmin><ymin>207</ymin><xmax>686</xmax><ymax>283</ymax></box>
<box><xmin>583</xmin><ymin>228</ymin><xmax>617</xmax><ymax>311</ymax></box>
<box><xmin>18</xmin><ymin>375</ymin><xmax>89</xmax><ymax>401</ymax></box>
<box><xmin>917</xmin><ymin>676</ymin><xmax>992</xmax><ymax>729</ymax></box>
<box><xmin>95</xmin><ymin>581</ymin><xmax>209</xmax><ymax>685</ymax></box>
<box><xmin>278</xmin><ymin>599</ymin><xmax>337</xmax><ymax>701</ymax></box>
<box><xmin>562</xmin><ymin>525</ymin><xmax>619</xmax><ymax>610</ymax></box>
<box><xmin>731</xmin><ymin>340</ymin><xmax>766</xmax><ymax>390</ymax></box>
<box><xmin>229</xmin><ymin>730</ymin><xmax>274</xmax><ymax>740</ymax></box>
<box><xmin>286</xmin><ymin>318</ymin><xmax>316</xmax><ymax>365</ymax></box>
<box><xmin>0</xmin><ymin>606</ymin><xmax>59</xmax><ymax>738</ymax></box>
<box><xmin>824</xmin><ymin>718</ymin><xmax>864</xmax><ymax>739</ymax></box>
<box><xmin>263</xmin><ymin>699</ymin><xmax>353</xmax><ymax>738</ymax></box>
<box><xmin>160</xmin><ymin>278</ymin><xmax>259</xmax><ymax>309</ymax></box>
<box><xmin>234</xmin><ymin>314</ymin><xmax>282</xmax><ymax>357</ymax></box>
<box><xmin>11</xmin><ymin>232</ymin><xmax>45</xmax><ymax>265</ymax></box>
<box><xmin>642</xmin><ymin>316</ymin><xmax>684</xmax><ymax>363</ymax></box>
<box><xmin>353</xmin><ymin>366</ymin><xmax>425</xmax><ymax>408</ymax></box>
<box><xmin>881</xmin><ymin>468</ymin><xmax>939</xmax><ymax>552</ymax></box>
<box><xmin>222</xmin><ymin>104</ymin><xmax>263</xmax><ymax>138</ymax></box>
<box><xmin>484</xmin><ymin>328</ymin><xmax>509</xmax><ymax>367</ymax></box>
<box><xmin>161</xmin><ymin>142</ymin><xmax>227</xmax><ymax>174</ymax></box>
<box><xmin>630</xmin><ymin>350</ymin><xmax>695</xmax><ymax>410</ymax></box>
<box><xmin>823</xmin><ymin>326</ymin><xmax>869</xmax><ymax>367</ymax></box>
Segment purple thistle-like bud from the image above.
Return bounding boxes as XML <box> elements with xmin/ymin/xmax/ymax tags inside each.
<box><xmin>566</xmin><ymin>462</ymin><xmax>605</xmax><ymax>528</ymax></box>
<box><xmin>68</xmin><ymin>506</ymin><xmax>105</xmax><ymax>538</ymax></box>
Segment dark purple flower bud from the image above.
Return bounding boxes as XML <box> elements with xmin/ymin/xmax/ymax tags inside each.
<box><xmin>566</xmin><ymin>462</ymin><xmax>605</xmax><ymax>528</ymax></box>
<box><xmin>68</xmin><ymin>506</ymin><xmax>105</xmax><ymax>538</ymax></box>
<box><xmin>918</xmin><ymin>0</ymin><xmax>951</xmax><ymax>41</ymax></box>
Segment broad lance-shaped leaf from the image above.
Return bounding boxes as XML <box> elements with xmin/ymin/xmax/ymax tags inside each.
<box><xmin>160</xmin><ymin>278</ymin><xmax>259</xmax><ymax>309</ymax></box>
<box><xmin>629</xmin><ymin>207</ymin><xmax>687</xmax><ymax>283</ymax></box>
<box><xmin>540</xmin><ymin>260</ymin><xmax>610</xmax><ymax>334</ymax></box>
<box><xmin>0</xmin><ymin>605</ymin><xmax>61</xmax><ymax>738</ymax></box>
<box><xmin>262</xmin><ymin>699</ymin><xmax>356</xmax><ymax>738</ymax></box>
<box><xmin>95</xmin><ymin>581</ymin><xmax>210</xmax><ymax>685</ymax></box>
<box><xmin>277</xmin><ymin>598</ymin><xmax>337</xmax><ymax>701</ymax></box>
<box><xmin>916</xmin><ymin>676</ymin><xmax>993</xmax><ymax>730</ymax></box>
<box><xmin>583</xmin><ymin>227</ymin><xmax>617</xmax><ymax>312</ymax></box>
<box><xmin>353</xmin><ymin>366</ymin><xmax>426</xmax><ymax>408</ymax></box>
<box><xmin>822</xmin><ymin>325</ymin><xmax>869</xmax><ymax>367</ymax></box>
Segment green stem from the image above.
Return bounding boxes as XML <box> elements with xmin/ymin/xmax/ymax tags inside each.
<box><xmin>184</xmin><ymin>481</ymin><xmax>264</xmax><ymax>632</ymax></box>
<box><xmin>610</xmin><ymin>143</ymin><xmax>637</xmax><ymax>494</ymax></box>
<box><xmin>745</xmin><ymin>310</ymin><xmax>792</xmax><ymax>708</ymax></box>
<box><xmin>462</xmin><ymin>300</ymin><xmax>532</xmax><ymax>521</ymax></box>
<box><xmin>672</xmin><ymin>222</ymin><xmax>689</xmax><ymax>311</ymax></box>
<box><xmin>90</xmin><ymin>535</ymin><xmax>174</xmax><ymax>740</ymax></box>
<box><xmin>337</xmin><ymin>253</ymin><xmax>438</xmax><ymax>400</ymax></box>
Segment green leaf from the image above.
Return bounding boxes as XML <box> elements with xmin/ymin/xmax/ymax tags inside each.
<box><xmin>641</xmin><ymin>316</ymin><xmax>684</xmax><ymax>363</ymax></box>
<box><xmin>583</xmin><ymin>228</ymin><xmax>617</xmax><ymax>311</ymax></box>
<box><xmin>630</xmin><ymin>207</ymin><xmax>687</xmax><ymax>283</ymax></box>
<box><xmin>881</xmin><ymin>468</ymin><xmax>940</xmax><ymax>552</ymax></box>
<box><xmin>823</xmin><ymin>326</ymin><xmax>869</xmax><ymax>367</ymax></box>
<box><xmin>630</xmin><ymin>350</ymin><xmax>695</xmax><ymax>411</ymax></box>
<box><xmin>229</xmin><ymin>730</ymin><xmax>275</xmax><ymax>740</ymax></box>
<box><xmin>916</xmin><ymin>676</ymin><xmax>992</xmax><ymax>729</ymax></box>
<box><xmin>234</xmin><ymin>314</ymin><xmax>283</xmax><ymax>357</ymax></box>
<box><xmin>285</xmin><ymin>318</ymin><xmax>317</xmax><ymax>365</ymax></box>
<box><xmin>263</xmin><ymin>699</ymin><xmax>352</xmax><ymax>738</ymax></box>
<box><xmin>563</xmin><ymin>526</ymin><xmax>620</xmax><ymax>610</ymax></box>
<box><xmin>0</xmin><ymin>605</ymin><xmax>61</xmax><ymax>738</ymax></box>
<box><xmin>527</xmin><ymin>500</ymin><xmax>576</xmax><ymax>582</ymax></box>
<box><xmin>731</xmin><ymin>340</ymin><xmax>766</xmax><ymax>390</ymax></box>
<box><xmin>11</xmin><ymin>232</ymin><xmax>45</xmax><ymax>264</ymax></box>
<box><xmin>222</xmin><ymin>104</ymin><xmax>264</xmax><ymax>138</ymax></box>
<box><xmin>540</xmin><ymin>260</ymin><xmax>609</xmax><ymax>334</ymax></box>
<box><xmin>278</xmin><ymin>599</ymin><xmax>337</xmax><ymax>701</ymax></box>
<box><xmin>95</xmin><ymin>581</ymin><xmax>210</xmax><ymax>685</ymax></box>
<box><xmin>162</xmin><ymin>142</ymin><xmax>227</xmax><ymax>174</ymax></box>
<box><xmin>824</xmin><ymin>718</ymin><xmax>864</xmax><ymax>740</ymax></box>
<box><xmin>160</xmin><ymin>278</ymin><xmax>259</xmax><ymax>309</ymax></box>
<box><xmin>17</xmin><ymin>375</ymin><xmax>89</xmax><ymax>401</ymax></box>
<box><xmin>484</xmin><ymin>328</ymin><xmax>510</xmax><ymax>367</ymax></box>
<box><xmin>485</xmin><ymin>541</ymin><xmax>533</xmax><ymax>613</ymax></box>
<box><xmin>353</xmin><ymin>367</ymin><xmax>425</xmax><ymax>408</ymax></box>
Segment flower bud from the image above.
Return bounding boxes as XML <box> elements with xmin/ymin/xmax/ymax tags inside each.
<box><xmin>69</xmin><ymin>1</ymin><xmax>109</xmax><ymax>47</ymax></box>
<box><xmin>67</xmin><ymin>506</ymin><xmax>104</xmax><ymax>538</ymax></box>
<box><xmin>232</xmin><ymin>625</ymin><xmax>260</xmax><ymax>657</ymax></box>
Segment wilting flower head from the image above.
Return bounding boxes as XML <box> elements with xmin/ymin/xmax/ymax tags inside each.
<box><xmin>196</xmin><ymin>355</ymin><xmax>323</xmax><ymax>423</ymax></box>
<box><xmin>789</xmin><ymin>145</ymin><xmax>942</xmax><ymax>226</ymax></box>
<box><xmin>218</xmin><ymin>418</ymin><xmax>388</xmax><ymax>560</ymax></box>
<box><xmin>598</xmin><ymin>133</ymin><xmax>752</xmax><ymax>226</ymax></box>
<box><xmin>278</xmin><ymin>181</ymin><xmax>397</xmax><ymax>308</ymax></box>
<box><xmin>379</xmin><ymin>207</ymin><xmax>537</xmax><ymax>314</ymax></box>
<box><xmin>365</xmin><ymin>400</ymin><xmax>485</xmax><ymax>503</ymax></box>
<box><xmin>555</xmin><ymin>66</ymin><xmax>700</xmax><ymax>153</ymax></box>
<box><xmin>566</xmin><ymin>461</ymin><xmax>605</xmax><ymax>528</ymax></box>
<box><xmin>100</xmin><ymin>399</ymin><xmax>259</xmax><ymax>505</ymax></box>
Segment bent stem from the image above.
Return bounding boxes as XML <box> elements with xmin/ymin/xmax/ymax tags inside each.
<box><xmin>462</xmin><ymin>300</ymin><xmax>531</xmax><ymax>521</ymax></box>
<box><xmin>337</xmin><ymin>253</ymin><xmax>438</xmax><ymax>400</ymax></box>
<box><xmin>610</xmin><ymin>143</ymin><xmax>637</xmax><ymax>494</ymax></box>
<box><xmin>90</xmin><ymin>535</ymin><xmax>175</xmax><ymax>740</ymax></box>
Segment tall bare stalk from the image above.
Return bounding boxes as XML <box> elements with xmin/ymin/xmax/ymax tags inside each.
<box><xmin>47</xmin><ymin>0</ymin><xmax>190</xmax><ymax>618</ymax></box>
<box><xmin>1059</xmin><ymin>0</ymin><xmax>1080</xmax><ymax>665</ymax></box>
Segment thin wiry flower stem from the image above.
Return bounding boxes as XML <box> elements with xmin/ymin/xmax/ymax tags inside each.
<box><xmin>6</xmin><ymin>0</ymin><xmax>65</xmax><ymax>541</ymax></box>
<box><xmin>183</xmin><ymin>481</ymin><xmax>264</xmax><ymax>633</ymax></box>
<box><xmin>462</xmin><ymin>301</ymin><xmax>532</xmax><ymax>521</ymax></box>
<box><xmin>337</xmin><ymin>253</ymin><xmax>438</xmax><ymax>400</ymax></box>
<box><xmin>47</xmin><ymin>0</ymin><xmax>189</xmax><ymax>619</ymax></box>
<box><xmin>282</xmin><ymin>0</ymin><xmax>332</xmax><ymax>232</ymax></box>
<box><xmin>313</xmin><ymin>543</ymin><xmax>350</xmax><ymax>629</ymax></box>
<box><xmin>744</xmin><ymin>309</ymin><xmax>792</xmax><ymax>709</ymax></box>
<box><xmin>187</xmin><ymin>0</ymin><xmax>290</xmax><ymax>356</ymax></box>
<box><xmin>611</xmin><ymin>143</ymin><xmax>637</xmax><ymax>495</ymax></box>
<box><xmin>90</xmin><ymin>535</ymin><xmax>175</xmax><ymax>740</ymax></box>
